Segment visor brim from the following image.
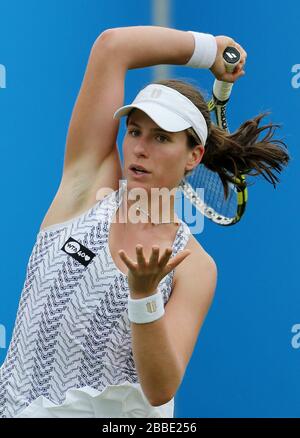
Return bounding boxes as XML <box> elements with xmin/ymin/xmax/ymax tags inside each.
<box><xmin>113</xmin><ymin>102</ymin><xmax>191</xmax><ymax>133</ymax></box>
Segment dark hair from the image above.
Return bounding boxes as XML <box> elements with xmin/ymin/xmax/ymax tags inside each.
<box><xmin>126</xmin><ymin>78</ymin><xmax>290</xmax><ymax>199</ymax></box>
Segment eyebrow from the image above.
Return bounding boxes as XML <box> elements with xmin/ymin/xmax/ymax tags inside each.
<box><xmin>127</xmin><ymin>120</ymin><xmax>173</xmax><ymax>135</ymax></box>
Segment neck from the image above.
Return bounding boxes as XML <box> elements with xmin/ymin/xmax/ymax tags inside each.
<box><xmin>116</xmin><ymin>187</ymin><xmax>180</xmax><ymax>228</ymax></box>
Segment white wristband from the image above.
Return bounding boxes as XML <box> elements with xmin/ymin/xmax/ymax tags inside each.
<box><xmin>185</xmin><ymin>31</ymin><xmax>217</xmax><ymax>69</ymax></box>
<box><xmin>128</xmin><ymin>290</ymin><xmax>165</xmax><ymax>324</ymax></box>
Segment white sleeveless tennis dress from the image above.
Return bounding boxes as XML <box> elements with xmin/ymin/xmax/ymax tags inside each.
<box><xmin>0</xmin><ymin>182</ymin><xmax>191</xmax><ymax>418</ymax></box>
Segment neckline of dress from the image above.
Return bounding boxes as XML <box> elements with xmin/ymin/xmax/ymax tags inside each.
<box><xmin>106</xmin><ymin>188</ymin><xmax>184</xmax><ymax>278</ymax></box>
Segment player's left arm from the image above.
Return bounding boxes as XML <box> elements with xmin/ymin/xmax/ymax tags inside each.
<box><xmin>164</xmin><ymin>247</ymin><xmax>217</xmax><ymax>389</ymax></box>
<box><xmin>124</xmin><ymin>243</ymin><xmax>217</xmax><ymax>407</ymax></box>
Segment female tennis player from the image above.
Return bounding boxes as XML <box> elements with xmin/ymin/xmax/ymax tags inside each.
<box><xmin>0</xmin><ymin>26</ymin><xmax>289</xmax><ymax>418</ymax></box>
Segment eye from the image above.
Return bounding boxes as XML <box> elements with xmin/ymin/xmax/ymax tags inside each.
<box><xmin>128</xmin><ymin>129</ymin><xmax>169</xmax><ymax>143</ymax></box>
<box><xmin>156</xmin><ymin>134</ymin><xmax>169</xmax><ymax>143</ymax></box>
<box><xmin>128</xmin><ymin>129</ymin><xmax>139</xmax><ymax>137</ymax></box>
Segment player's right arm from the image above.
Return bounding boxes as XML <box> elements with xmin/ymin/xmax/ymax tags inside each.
<box><xmin>62</xmin><ymin>27</ymin><xmax>195</xmax><ymax>186</ymax></box>
<box><xmin>61</xmin><ymin>29</ymin><xmax>127</xmax><ymax>197</ymax></box>
<box><xmin>42</xmin><ymin>27</ymin><xmax>246</xmax><ymax>230</ymax></box>
<box><xmin>59</xmin><ymin>27</ymin><xmax>247</xmax><ymax>203</ymax></box>
<box><xmin>47</xmin><ymin>27</ymin><xmax>196</xmax><ymax>217</ymax></box>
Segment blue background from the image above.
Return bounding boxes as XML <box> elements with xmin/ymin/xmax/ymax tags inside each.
<box><xmin>0</xmin><ymin>0</ymin><xmax>299</xmax><ymax>417</ymax></box>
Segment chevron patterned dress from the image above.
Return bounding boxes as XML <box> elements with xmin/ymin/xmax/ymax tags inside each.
<box><xmin>0</xmin><ymin>183</ymin><xmax>191</xmax><ymax>418</ymax></box>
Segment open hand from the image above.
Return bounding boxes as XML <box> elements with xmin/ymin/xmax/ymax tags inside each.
<box><xmin>118</xmin><ymin>245</ymin><xmax>191</xmax><ymax>296</ymax></box>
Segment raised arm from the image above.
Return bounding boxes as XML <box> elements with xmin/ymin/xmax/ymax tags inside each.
<box><xmin>41</xmin><ymin>26</ymin><xmax>200</xmax><ymax>229</ymax></box>
<box><xmin>63</xmin><ymin>26</ymin><xmax>244</xmax><ymax>195</ymax></box>
<box><xmin>62</xmin><ymin>26</ymin><xmax>195</xmax><ymax>188</ymax></box>
<box><xmin>42</xmin><ymin>24</ymin><xmax>248</xmax><ymax>231</ymax></box>
<box><xmin>42</xmin><ymin>24</ymin><xmax>246</xmax><ymax>232</ymax></box>
<box><xmin>106</xmin><ymin>26</ymin><xmax>195</xmax><ymax>70</ymax></box>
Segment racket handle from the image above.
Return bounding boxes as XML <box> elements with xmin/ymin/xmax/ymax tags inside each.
<box><xmin>213</xmin><ymin>46</ymin><xmax>241</xmax><ymax>103</ymax></box>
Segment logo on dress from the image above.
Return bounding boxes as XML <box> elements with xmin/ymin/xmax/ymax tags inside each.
<box><xmin>61</xmin><ymin>237</ymin><xmax>96</xmax><ymax>267</ymax></box>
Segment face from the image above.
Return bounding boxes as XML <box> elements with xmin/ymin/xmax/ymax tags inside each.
<box><xmin>122</xmin><ymin>109</ymin><xmax>204</xmax><ymax>192</ymax></box>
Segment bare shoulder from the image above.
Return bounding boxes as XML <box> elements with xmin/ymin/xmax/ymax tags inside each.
<box><xmin>173</xmin><ymin>233</ymin><xmax>218</xmax><ymax>287</ymax></box>
<box><xmin>39</xmin><ymin>148</ymin><xmax>122</xmax><ymax>232</ymax></box>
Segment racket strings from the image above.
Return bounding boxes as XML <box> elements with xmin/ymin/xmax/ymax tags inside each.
<box><xmin>180</xmin><ymin>98</ymin><xmax>248</xmax><ymax>225</ymax></box>
<box><xmin>185</xmin><ymin>164</ymin><xmax>238</xmax><ymax>219</ymax></box>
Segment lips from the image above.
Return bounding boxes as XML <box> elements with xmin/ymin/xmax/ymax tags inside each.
<box><xmin>129</xmin><ymin>168</ymin><xmax>151</xmax><ymax>178</ymax></box>
<box><xmin>129</xmin><ymin>164</ymin><xmax>151</xmax><ymax>174</ymax></box>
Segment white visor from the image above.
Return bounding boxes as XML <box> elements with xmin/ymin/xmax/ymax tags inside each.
<box><xmin>113</xmin><ymin>84</ymin><xmax>208</xmax><ymax>146</ymax></box>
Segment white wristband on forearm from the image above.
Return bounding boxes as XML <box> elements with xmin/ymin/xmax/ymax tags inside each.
<box><xmin>128</xmin><ymin>290</ymin><xmax>165</xmax><ymax>324</ymax></box>
<box><xmin>185</xmin><ymin>31</ymin><xmax>217</xmax><ymax>69</ymax></box>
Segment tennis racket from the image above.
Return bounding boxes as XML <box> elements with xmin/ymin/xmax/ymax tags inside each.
<box><xmin>178</xmin><ymin>46</ymin><xmax>247</xmax><ymax>226</ymax></box>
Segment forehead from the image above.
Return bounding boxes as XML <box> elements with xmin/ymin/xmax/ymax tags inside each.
<box><xmin>127</xmin><ymin>108</ymin><xmax>188</xmax><ymax>142</ymax></box>
<box><xmin>128</xmin><ymin>108</ymin><xmax>161</xmax><ymax>128</ymax></box>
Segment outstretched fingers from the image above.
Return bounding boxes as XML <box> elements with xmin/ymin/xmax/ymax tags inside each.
<box><xmin>149</xmin><ymin>246</ymin><xmax>160</xmax><ymax>267</ymax></box>
<box><xmin>135</xmin><ymin>244</ymin><xmax>147</xmax><ymax>268</ymax></box>
<box><xmin>118</xmin><ymin>249</ymin><xmax>138</xmax><ymax>271</ymax></box>
<box><xmin>119</xmin><ymin>245</ymin><xmax>192</xmax><ymax>278</ymax></box>
<box><xmin>158</xmin><ymin>247</ymin><xmax>173</xmax><ymax>268</ymax></box>
<box><xmin>163</xmin><ymin>249</ymin><xmax>192</xmax><ymax>273</ymax></box>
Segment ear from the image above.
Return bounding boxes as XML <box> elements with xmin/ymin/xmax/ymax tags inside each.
<box><xmin>185</xmin><ymin>144</ymin><xmax>205</xmax><ymax>172</ymax></box>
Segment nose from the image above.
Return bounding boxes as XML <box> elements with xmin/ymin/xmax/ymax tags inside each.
<box><xmin>133</xmin><ymin>138</ymin><xmax>150</xmax><ymax>157</ymax></box>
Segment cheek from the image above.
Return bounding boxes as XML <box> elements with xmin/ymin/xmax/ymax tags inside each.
<box><xmin>158</xmin><ymin>154</ymin><xmax>186</xmax><ymax>181</ymax></box>
<box><xmin>122</xmin><ymin>141</ymin><xmax>132</xmax><ymax>165</ymax></box>
<box><xmin>165</xmin><ymin>150</ymin><xmax>186</xmax><ymax>168</ymax></box>
<box><xmin>122</xmin><ymin>140</ymin><xmax>129</xmax><ymax>155</ymax></box>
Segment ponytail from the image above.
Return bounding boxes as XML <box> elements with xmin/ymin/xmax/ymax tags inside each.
<box><xmin>151</xmin><ymin>78</ymin><xmax>290</xmax><ymax>200</ymax></box>
<box><xmin>202</xmin><ymin>112</ymin><xmax>290</xmax><ymax>198</ymax></box>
